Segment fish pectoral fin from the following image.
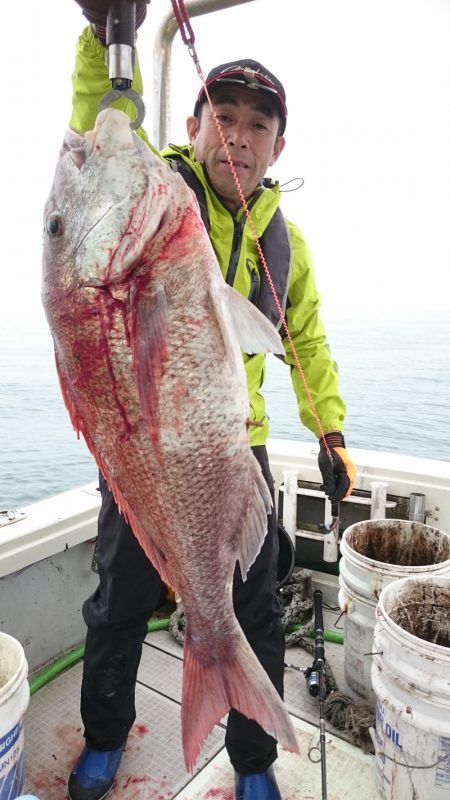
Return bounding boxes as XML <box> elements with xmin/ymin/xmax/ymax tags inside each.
<box><xmin>225</xmin><ymin>284</ymin><xmax>285</xmax><ymax>355</ymax></box>
<box><xmin>236</xmin><ymin>452</ymin><xmax>273</xmax><ymax>580</ymax></box>
<box><xmin>207</xmin><ymin>281</ymin><xmax>241</xmax><ymax>372</ymax></box>
<box><xmin>133</xmin><ymin>283</ymin><xmax>169</xmax><ymax>435</ymax></box>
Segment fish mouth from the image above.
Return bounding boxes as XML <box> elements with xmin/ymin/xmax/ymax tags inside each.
<box><xmin>63</xmin><ymin>129</ymin><xmax>88</xmax><ymax>170</ymax></box>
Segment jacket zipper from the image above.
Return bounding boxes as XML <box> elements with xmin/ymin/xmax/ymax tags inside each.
<box><xmin>246</xmin><ymin>260</ymin><xmax>260</xmax><ymax>304</ymax></box>
<box><xmin>224</xmin><ymin>191</ymin><xmax>262</xmax><ymax>287</ymax></box>
<box><xmin>225</xmin><ymin>217</ymin><xmax>245</xmax><ymax>286</ymax></box>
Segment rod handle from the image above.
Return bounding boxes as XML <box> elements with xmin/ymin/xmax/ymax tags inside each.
<box><xmin>314</xmin><ymin>589</ymin><xmax>325</xmax><ymax>664</ymax></box>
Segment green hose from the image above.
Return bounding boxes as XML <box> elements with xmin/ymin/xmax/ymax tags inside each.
<box><xmin>146</xmin><ymin>618</ymin><xmax>171</xmax><ymax>632</ymax></box>
<box><xmin>29</xmin><ymin>645</ymin><xmax>85</xmax><ymax>696</ymax></box>
<box><xmin>29</xmin><ymin>619</ymin><xmax>171</xmax><ymax>696</ymax></box>
<box><xmin>28</xmin><ymin>617</ymin><xmax>343</xmax><ymax>696</ymax></box>
<box><xmin>287</xmin><ymin>624</ymin><xmax>344</xmax><ymax>645</ymax></box>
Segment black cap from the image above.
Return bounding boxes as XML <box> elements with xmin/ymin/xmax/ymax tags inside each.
<box><xmin>194</xmin><ymin>59</ymin><xmax>287</xmax><ymax>135</ymax></box>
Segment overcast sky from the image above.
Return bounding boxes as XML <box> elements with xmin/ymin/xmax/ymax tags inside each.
<box><xmin>1</xmin><ymin>0</ymin><xmax>449</xmax><ymax>341</ymax></box>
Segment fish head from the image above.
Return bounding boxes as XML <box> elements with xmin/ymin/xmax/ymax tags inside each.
<box><xmin>42</xmin><ymin>108</ymin><xmax>169</xmax><ymax>293</ymax></box>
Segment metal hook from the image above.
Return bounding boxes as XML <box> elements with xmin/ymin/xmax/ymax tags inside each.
<box><xmin>99</xmin><ymin>88</ymin><xmax>146</xmax><ymax>130</ymax></box>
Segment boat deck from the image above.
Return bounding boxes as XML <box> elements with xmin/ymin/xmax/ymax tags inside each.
<box><xmin>22</xmin><ymin>606</ymin><xmax>378</xmax><ymax>799</ymax></box>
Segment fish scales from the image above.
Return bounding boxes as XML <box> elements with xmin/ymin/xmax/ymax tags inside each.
<box><xmin>42</xmin><ymin>108</ymin><xmax>299</xmax><ymax>770</ymax></box>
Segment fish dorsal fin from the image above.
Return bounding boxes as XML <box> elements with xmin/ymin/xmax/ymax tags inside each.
<box><xmin>236</xmin><ymin>451</ymin><xmax>273</xmax><ymax>580</ymax></box>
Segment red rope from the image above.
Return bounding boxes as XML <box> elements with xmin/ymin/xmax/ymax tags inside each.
<box><xmin>170</xmin><ymin>0</ymin><xmax>196</xmax><ymax>46</ymax></box>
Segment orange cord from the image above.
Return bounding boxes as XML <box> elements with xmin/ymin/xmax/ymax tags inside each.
<box><xmin>170</xmin><ymin>0</ymin><xmax>331</xmax><ymax>453</ymax></box>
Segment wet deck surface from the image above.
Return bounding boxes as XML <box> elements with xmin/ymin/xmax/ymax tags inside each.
<box><xmin>22</xmin><ymin>608</ymin><xmax>378</xmax><ymax>799</ymax></box>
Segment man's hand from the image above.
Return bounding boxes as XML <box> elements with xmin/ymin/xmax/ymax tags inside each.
<box><xmin>74</xmin><ymin>1</ymin><xmax>149</xmax><ymax>43</ymax></box>
<box><xmin>318</xmin><ymin>431</ymin><xmax>356</xmax><ymax>505</ymax></box>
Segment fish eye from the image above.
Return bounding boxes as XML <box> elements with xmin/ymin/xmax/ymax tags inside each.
<box><xmin>47</xmin><ymin>212</ymin><xmax>64</xmax><ymax>237</ymax></box>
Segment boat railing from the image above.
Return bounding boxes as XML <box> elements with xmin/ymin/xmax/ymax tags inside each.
<box><xmin>152</xmin><ymin>0</ymin><xmax>257</xmax><ymax>148</ymax></box>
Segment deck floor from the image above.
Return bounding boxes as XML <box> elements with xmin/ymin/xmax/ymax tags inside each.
<box><xmin>22</xmin><ymin>608</ymin><xmax>378</xmax><ymax>799</ymax></box>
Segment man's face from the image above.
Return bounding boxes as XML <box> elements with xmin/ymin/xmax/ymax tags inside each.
<box><xmin>186</xmin><ymin>84</ymin><xmax>285</xmax><ymax>210</ymax></box>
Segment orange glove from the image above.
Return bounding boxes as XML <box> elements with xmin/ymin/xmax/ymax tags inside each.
<box><xmin>318</xmin><ymin>431</ymin><xmax>356</xmax><ymax>504</ymax></box>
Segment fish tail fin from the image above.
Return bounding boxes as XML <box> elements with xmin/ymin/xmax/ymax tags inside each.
<box><xmin>181</xmin><ymin>627</ymin><xmax>299</xmax><ymax>771</ymax></box>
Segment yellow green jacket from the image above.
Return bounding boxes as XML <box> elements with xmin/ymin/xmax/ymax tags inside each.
<box><xmin>70</xmin><ymin>26</ymin><xmax>346</xmax><ymax>445</ymax></box>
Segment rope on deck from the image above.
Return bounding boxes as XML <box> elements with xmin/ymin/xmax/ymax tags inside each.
<box><xmin>280</xmin><ymin>567</ymin><xmax>375</xmax><ymax>753</ymax></box>
<box><xmin>169</xmin><ymin>600</ymin><xmax>186</xmax><ymax>645</ymax></box>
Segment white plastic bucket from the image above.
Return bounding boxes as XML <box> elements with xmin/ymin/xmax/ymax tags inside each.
<box><xmin>371</xmin><ymin>576</ymin><xmax>450</xmax><ymax>799</ymax></box>
<box><xmin>0</xmin><ymin>632</ymin><xmax>30</xmax><ymax>799</ymax></box>
<box><xmin>338</xmin><ymin>519</ymin><xmax>450</xmax><ymax>704</ymax></box>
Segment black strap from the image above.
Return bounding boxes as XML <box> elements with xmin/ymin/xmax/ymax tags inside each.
<box><xmin>165</xmin><ymin>156</ymin><xmax>291</xmax><ymax>329</ymax></box>
<box><xmin>165</xmin><ymin>156</ymin><xmax>210</xmax><ymax>232</ymax></box>
<box><xmin>258</xmin><ymin>208</ymin><xmax>292</xmax><ymax>330</ymax></box>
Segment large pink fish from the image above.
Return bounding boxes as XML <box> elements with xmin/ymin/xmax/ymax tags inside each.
<box><xmin>42</xmin><ymin>108</ymin><xmax>299</xmax><ymax>769</ymax></box>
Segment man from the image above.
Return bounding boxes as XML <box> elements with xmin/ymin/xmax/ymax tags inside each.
<box><xmin>67</xmin><ymin>8</ymin><xmax>356</xmax><ymax>800</ymax></box>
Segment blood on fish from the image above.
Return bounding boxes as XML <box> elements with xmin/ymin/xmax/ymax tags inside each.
<box><xmin>158</xmin><ymin>203</ymin><xmax>205</xmax><ymax>264</ymax></box>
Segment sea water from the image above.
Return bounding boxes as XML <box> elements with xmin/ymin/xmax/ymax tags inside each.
<box><xmin>1</xmin><ymin>314</ymin><xmax>449</xmax><ymax>509</ymax></box>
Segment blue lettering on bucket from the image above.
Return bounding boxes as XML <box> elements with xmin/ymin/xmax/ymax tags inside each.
<box><xmin>435</xmin><ymin>737</ymin><xmax>450</xmax><ymax>787</ymax></box>
<box><xmin>0</xmin><ymin>748</ymin><xmax>24</xmax><ymax>798</ymax></box>
<box><xmin>385</xmin><ymin>722</ymin><xmax>401</xmax><ymax>748</ymax></box>
<box><xmin>375</xmin><ymin>702</ymin><xmax>384</xmax><ymax>728</ymax></box>
<box><xmin>0</xmin><ymin>722</ymin><xmax>22</xmax><ymax>758</ymax></box>
<box><xmin>375</xmin><ymin>702</ymin><xmax>401</xmax><ymax>749</ymax></box>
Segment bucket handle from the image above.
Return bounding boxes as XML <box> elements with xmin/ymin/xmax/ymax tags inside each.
<box><xmin>370</xmin><ymin>727</ymin><xmax>450</xmax><ymax>771</ymax></box>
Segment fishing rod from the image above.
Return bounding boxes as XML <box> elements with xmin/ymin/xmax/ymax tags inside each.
<box><xmin>285</xmin><ymin>588</ymin><xmax>328</xmax><ymax>799</ymax></box>
<box><xmin>309</xmin><ymin>588</ymin><xmax>328</xmax><ymax>799</ymax></box>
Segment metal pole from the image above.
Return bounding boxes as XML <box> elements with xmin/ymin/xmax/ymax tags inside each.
<box><xmin>152</xmin><ymin>0</ymin><xmax>257</xmax><ymax>148</ymax></box>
